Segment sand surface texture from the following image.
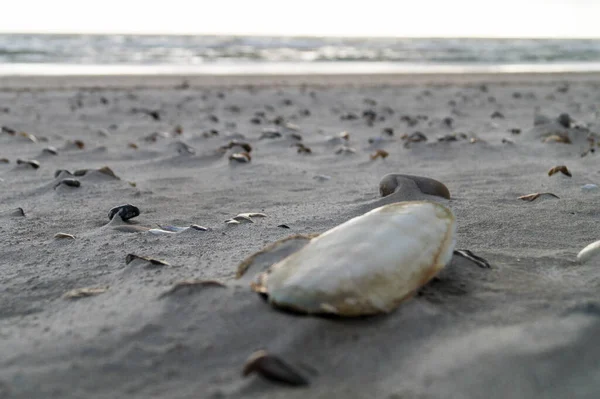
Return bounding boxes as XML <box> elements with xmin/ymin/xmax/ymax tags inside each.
<box><xmin>1</xmin><ymin>77</ymin><xmax>600</xmax><ymax>398</ymax></box>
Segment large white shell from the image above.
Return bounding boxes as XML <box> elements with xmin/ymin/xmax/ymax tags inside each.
<box><xmin>252</xmin><ymin>201</ymin><xmax>456</xmax><ymax>316</ymax></box>
<box><xmin>577</xmin><ymin>240</ymin><xmax>600</xmax><ymax>263</ymax></box>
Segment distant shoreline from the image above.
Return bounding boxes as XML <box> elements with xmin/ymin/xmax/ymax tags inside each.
<box><xmin>3</xmin><ymin>63</ymin><xmax>600</xmax><ymax>89</ymax></box>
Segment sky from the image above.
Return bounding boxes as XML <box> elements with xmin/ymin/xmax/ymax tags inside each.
<box><xmin>2</xmin><ymin>0</ymin><xmax>600</xmax><ymax>38</ymax></box>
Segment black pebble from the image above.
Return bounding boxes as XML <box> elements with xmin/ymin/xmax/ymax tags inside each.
<box><xmin>108</xmin><ymin>204</ymin><xmax>140</xmax><ymax>221</ymax></box>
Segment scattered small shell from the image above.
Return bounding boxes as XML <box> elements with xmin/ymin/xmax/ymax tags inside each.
<box><xmin>543</xmin><ymin>134</ymin><xmax>571</xmax><ymax>144</ymax></box>
<box><xmin>125</xmin><ymin>254</ymin><xmax>170</xmax><ymax>267</ymax></box>
<box><xmin>403</xmin><ymin>131</ymin><xmax>428</xmax><ymax>143</ymax></box>
<box><xmin>159</xmin><ymin>279</ymin><xmax>226</xmax><ymax>298</ymax></box>
<box><xmin>229</xmin><ymin>152</ymin><xmax>251</xmax><ymax>163</ymax></box>
<box><xmin>63</xmin><ymin>286</ymin><xmax>108</xmax><ymax>299</ymax></box>
<box><xmin>128</xmin><ymin>142</ymin><xmax>138</xmax><ymax>149</ymax></box>
<box><xmin>0</xmin><ymin>207</ymin><xmax>25</xmax><ymax>217</ymax></box>
<box><xmin>237</xmin><ymin>212</ymin><xmax>267</xmax><ymax>219</ymax></box>
<box><xmin>16</xmin><ymin>159</ymin><xmax>40</xmax><ymax>169</ymax></box>
<box><xmin>18</xmin><ymin>132</ymin><xmax>37</xmax><ymax>143</ymax></box>
<box><xmin>225</xmin><ymin>219</ymin><xmax>241</xmax><ymax>225</ymax></box>
<box><xmin>295</xmin><ymin>143</ymin><xmax>312</xmax><ymax>154</ymax></box>
<box><xmin>338</xmin><ymin>131</ymin><xmax>350</xmax><ymax>140</ymax></box>
<box><xmin>577</xmin><ymin>240</ymin><xmax>600</xmax><ymax>263</ymax></box>
<box><xmin>313</xmin><ymin>175</ymin><xmax>331</xmax><ymax>182</ymax></box>
<box><xmin>54</xmin><ymin>232</ymin><xmax>75</xmax><ymax>239</ymax></box>
<box><xmin>42</xmin><ymin>146</ymin><xmax>58</xmax><ymax>155</ymax></box>
<box><xmin>249</xmin><ymin>201</ymin><xmax>456</xmax><ymax>316</ymax></box>
<box><xmin>242</xmin><ymin>350</ymin><xmax>309</xmax><ymax>387</ymax></box>
<box><xmin>97</xmin><ymin>166</ymin><xmax>119</xmax><ymax>179</ymax></box>
<box><xmin>335</xmin><ymin>145</ymin><xmax>356</xmax><ymax>155</ymax></box>
<box><xmin>501</xmin><ymin>138</ymin><xmax>515</xmax><ymax>144</ymax></box>
<box><xmin>226</xmin><ymin>215</ymin><xmax>254</xmax><ymax>224</ymax></box>
<box><xmin>171</xmin><ymin>141</ymin><xmax>196</xmax><ymax>155</ymax></box>
<box><xmin>548</xmin><ymin>165</ymin><xmax>571</xmax><ymax>177</ymax></box>
<box><xmin>379</xmin><ymin>174</ymin><xmax>450</xmax><ymax>199</ymax></box>
<box><xmin>278</xmin><ymin>224</ymin><xmax>290</xmax><ymax>229</ymax></box>
<box><xmin>518</xmin><ymin>192</ymin><xmax>560</xmax><ymax>202</ymax></box>
<box><xmin>0</xmin><ymin>158</ymin><xmax>9</xmax><ymax>163</ymax></box>
<box><xmin>220</xmin><ymin>140</ymin><xmax>252</xmax><ymax>153</ymax></box>
<box><xmin>108</xmin><ymin>204</ymin><xmax>140</xmax><ymax>221</ymax></box>
<box><xmin>54</xmin><ymin>178</ymin><xmax>81</xmax><ymax>189</ymax></box>
<box><xmin>370</xmin><ymin>149</ymin><xmax>389</xmax><ymax>160</ymax></box>
<box><xmin>260</xmin><ymin>129</ymin><xmax>282</xmax><ymax>139</ymax></box>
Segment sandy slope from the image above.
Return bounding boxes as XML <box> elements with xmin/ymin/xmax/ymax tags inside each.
<box><xmin>1</xmin><ymin>75</ymin><xmax>600</xmax><ymax>398</ymax></box>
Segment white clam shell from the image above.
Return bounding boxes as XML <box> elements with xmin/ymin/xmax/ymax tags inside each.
<box><xmin>251</xmin><ymin>201</ymin><xmax>456</xmax><ymax>316</ymax></box>
<box><xmin>577</xmin><ymin>240</ymin><xmax>600</xmax><ymax>263</ymax></box>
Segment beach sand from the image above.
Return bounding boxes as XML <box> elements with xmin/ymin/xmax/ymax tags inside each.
<box><xmin>1</xmin><ymin>72</ymin><xmax>600</xmax><ymax>398</ymax></box>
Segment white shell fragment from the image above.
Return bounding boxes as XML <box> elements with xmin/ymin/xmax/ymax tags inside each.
<box><xmin>250</xmin><ymin>201</ymin><xmax>456</xmax><ymax>316</ymax></box>
<box><xmin>577</xmin><ymin>240</ymin><xmax>600</xmax><ymax>263</ymax></box>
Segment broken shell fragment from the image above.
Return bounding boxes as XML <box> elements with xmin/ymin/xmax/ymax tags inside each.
<box><xmin>242</xmin><ymin>350</ymin><xmax>309</xmax><ymax>387</ymax></box>
<box><xmin>370</xmin><ymin>149</ymin><xmax>389</xmax><ymax>160</ymax></box>
<box><xmin>125</xmin><ymin>254</ymin><xmax>170</xmax><ymax>267</ymax></box>
<box><xmin>335</xmin><ymin>145</ymin><xmax>356</xmax><ymax>155</ymax></box>
<box><xmin>63</xmin><ymin>286</ymin><xmax>108</xmax><ymax>299</ymax></box>
<box><xmin>543</xmin><ymin>134</ymin><xmax>571</xmax><ymax>144</ymax></box>
<box><xmin>518</xmin><ymin>192</ymin><xmax>559</xmax><ymax>202</ymax></box>
<box><xmin>16</xmin><ymin>159</ymin><xmax>40</xmax><ymax>169</ymax></box>
<box><xmin>548</xmin><ymin>165</ymin><xmax>572</xmax><ymax>177</ymax></box>
<box><xmin>249</xmin><ymin>201</ymin><xmax>456</xmax><ymax>316</ymax></box>
<box><xmin>157</xmin><ymin>224</ymin><xmax>209</xmax><ymax>233</ymax></box>
<box><xmin>577</xmin><ymin>240</ymin><xmax>600</xmax><ymax>263</ymax></box>
<box><xmin>54</xmin><ymin>232</ymin><xmax>75</xmax><ymax>239</ymax></box>
<box><xmin>379</xmin><ymin>174</ymin><xmax>450</xmax><ymax>199</ymax></box>
<box><xmin>453</xmin><ymin>249</ymin><xmax>491</xmax><ymax>268</ymax></box>
<box><xmin>42</xmin><ymin>146</ymin><xmax>58</xmax><ymax>155</ymax></box>
<box><xmin>108</xmin><ymin>204</ymin><xmax>140</xmax><ymax>221</ymax></box>
<box><xmin>229</xmin><ymin>152</ymin><xmax>251</xmax><ymax>163</ymax></box>
<box><xmin>148</xmin><ymin>228</ymin><xmax>177</xmax><ymax>235</ymax></box>
<box><xmin>18</xmin><ymin>132</ymin><xmax>37</xmax><ymax>143</ymax></box>
<box><xmin>237</xmin><ymin>212</ymin><xmax>267</xmax><ymax>219</ymax></box>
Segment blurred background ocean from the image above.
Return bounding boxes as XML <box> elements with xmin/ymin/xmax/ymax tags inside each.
<box><xmin>3</xmin><ymin>34</ymin><xmax>600</xmax><ymax>75</ymax></box>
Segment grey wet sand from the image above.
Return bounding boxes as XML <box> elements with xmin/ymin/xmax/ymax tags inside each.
<box><xmin>2</xmin><ymin>73</ymin><xmax>600</xmax><ymax>398</ymax></box>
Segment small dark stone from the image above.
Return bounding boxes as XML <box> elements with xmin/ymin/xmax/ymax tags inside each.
<box><xmin>510</xmin><ymin>128</ymin><xmax>521</xmax><ymax>135</ymax></box>
<box><xmin>382</xmin><ymin>127</ymin><xmax>394</xmax><ymax>136</ymax></box>
<box><xmin>108</xmin><ymin>204</ymin><xmax>140</xmax><ymax>222</ymax></box>
<box><xmin>277</xmin><ymin>224</ymin><xmax>290</xmax><ymax>229</ymax></box>
<box><xmin>443</xmin><ymin>117</ymin><xmax>454</xmax><ymax>128</ymax></box>
<box><xmin>209</xmin><ymin>114</ymin><xmax>219</xmax><ymax>123</ymax></box>
<box><xmin>1</xmin><ymin>126</ymin><xmax>16</xmax><ymax>135</ymax></box>
<box><xmin>55</xmin><ymin>179</ymin><xmax>81</xmax><ymax>189</ymax></box>
<box><xmin>491</xmin><ymin>111</ymin><xmax>504</xmax><ymax>119</ymax></box>
<box><xmin>557</xmin><ymin>113</ymin><xmax>572</xmax><ymax>128</ymax></box>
